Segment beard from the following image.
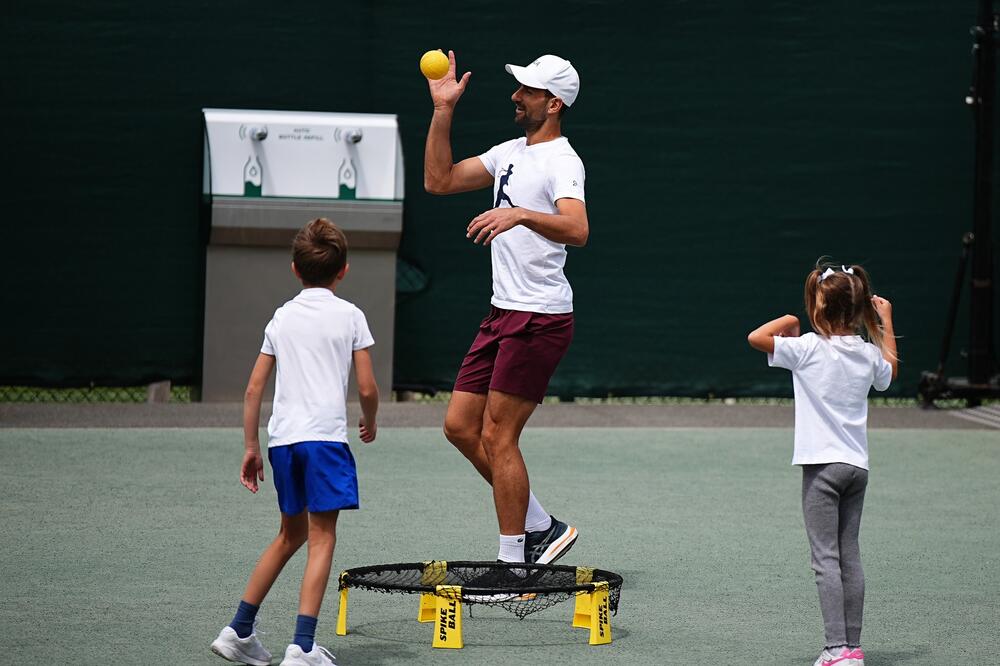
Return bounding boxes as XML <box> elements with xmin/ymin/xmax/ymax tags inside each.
<box><xmin>514</xmin><ymin>106</ymin><xmax>546</xmax><ymax>132</ymax></box>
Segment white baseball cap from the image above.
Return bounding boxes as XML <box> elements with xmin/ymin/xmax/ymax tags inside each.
<box><xmin>505</xmin><ymin>54</ymin><xmax>580</xmax><ymax>107</ymax></box>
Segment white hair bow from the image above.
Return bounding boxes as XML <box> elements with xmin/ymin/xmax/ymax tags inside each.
<box><xmin>819</xmin><ymin>266</ymin><xmax>854</xmax><ymax>282</ymax></box>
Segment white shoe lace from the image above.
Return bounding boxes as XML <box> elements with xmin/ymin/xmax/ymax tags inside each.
<box><xmin>315</xmin><ymin>644</ymin><xmax>336</xmax><ymax>664</ymax></box>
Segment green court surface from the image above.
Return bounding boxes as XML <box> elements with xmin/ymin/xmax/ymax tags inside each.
<box><xmin>2</xmin><ymin>427</ymin><xmax>998</xmax><ymax>665</ymax></box>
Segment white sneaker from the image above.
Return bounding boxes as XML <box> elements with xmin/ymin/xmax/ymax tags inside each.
<box><xmin>210</xmin><ymin>625</ymin><xmax>272</xmax><ymax>666</ymax></box>
<box><xmin>279</xmin><ymin>643</ymin><xmax>338</xmax><ymax>665</ymax></box>
<box><xmin>813</xmin><ymin>646</ymin><xmax>865</xmax><ymax>666</ymax></box>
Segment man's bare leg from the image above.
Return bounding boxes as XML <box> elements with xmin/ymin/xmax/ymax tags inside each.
<box><xmin>480</xmin><ymin>389</ymin><xmax>538</xmax><ymax>537</ymax></box>
<box><xmin>445</xmin><ymin>388</ymin><xmax>554</xmax><ymax>535</ymax></box>
<box><xmin>443</xmin><ymin>390</ymin><xmax>491</xmax><ymax>482</ymax></box>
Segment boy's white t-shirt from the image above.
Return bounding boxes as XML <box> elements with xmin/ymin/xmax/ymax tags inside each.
<box><xmin>260</xmin><ymin>288</ymin><xmax>374</xmax><ymax>448</ymax></box>
<box><xmin>478</xmin><ymin>136</ymin><xmax>586</xmax><ymax>314</ymax></box>
<box><xmin>769</xmin><ymin>333</ymin><xmax>893</xmax><ymax>470</ymax></box>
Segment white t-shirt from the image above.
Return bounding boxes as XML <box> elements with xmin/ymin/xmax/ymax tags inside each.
<box><xmin>478</xmin><ymin>136</ymin><xmax>586</xmax><ymax>314</ymax></box>
<box><xmin>769</xmin><ymin>333</ymin><xmax>893</xmax><ymax>470</ymax></box>
<box><xmin>260</xmin><ymin>288</ymin><xmax>374</xmax><ymax>448</ymax></box>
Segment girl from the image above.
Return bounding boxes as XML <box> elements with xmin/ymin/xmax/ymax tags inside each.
<box><xmin>748</xmin><ymin>262</ymin><xmax>897</xmax><ymax>666</ymax></box>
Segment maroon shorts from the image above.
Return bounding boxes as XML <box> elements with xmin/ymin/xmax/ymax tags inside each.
<box><xmin>453</xmin><ymin>306</ymin><xmax>574</xmax><ymax>404</ymax></box>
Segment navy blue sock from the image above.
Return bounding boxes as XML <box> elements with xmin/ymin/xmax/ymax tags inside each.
<box><xmin>229</xmin><ymin>600</ymin><xmax>259</xmax><ymax>639</ymax></box>
<box><xmin>293</xmin><ymin>614</ymin><xmax>318</xmax><ymax>653</ymax></box>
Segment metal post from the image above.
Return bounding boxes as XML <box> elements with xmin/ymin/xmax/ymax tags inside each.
<box><xmin>968</xmin><ymin>0</ymin><xmax>997</xmax><ymax>385</ymax></box>
<box><xmin>919</xmin><ymin>2</ymin><xmax>998</xmax><ymax>404</ymax></box>
<box><xmin>936</xmin><ymin>233</ymin><xmax>975</xmax><ymax>377</ymax></box>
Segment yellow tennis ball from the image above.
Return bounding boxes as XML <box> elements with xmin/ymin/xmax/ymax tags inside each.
<box><xmin>420</xmin><ymin>50</ymin><xmax>449</xmax><ymax>80</ymax></box>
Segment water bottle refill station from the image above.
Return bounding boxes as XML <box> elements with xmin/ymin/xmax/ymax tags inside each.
<box><xmin>202</xmin><ymin>109</ymin><xmax>404</xmax><ymax>401</ymax></box>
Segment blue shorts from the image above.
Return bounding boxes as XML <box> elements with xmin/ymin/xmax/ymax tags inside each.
<box><xmin>268</xmin><ymin>441</ymin><xmax>359</xmax><ymax>515</ymax></box>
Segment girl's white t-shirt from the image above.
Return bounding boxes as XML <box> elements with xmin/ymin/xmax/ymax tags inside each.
<box><xmin>261</xmin><ymin>288</ymin><xmax>374</xmax><ymax>448</ymax></box>
<box><xmin>478</xmin><ymin>136</ymin><xmax>586</xmax><ymax>314</ymax></box>
<box><xmin>769</xmin><ymin>333</ymin><xmax>893</xmax><ymax>470</ymax></box>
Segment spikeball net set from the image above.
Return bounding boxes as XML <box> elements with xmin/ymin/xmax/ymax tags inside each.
<box><xmin>335</xmin><ymin>560</ymin><xmax>623</xmax><ymax>649</ymax></box>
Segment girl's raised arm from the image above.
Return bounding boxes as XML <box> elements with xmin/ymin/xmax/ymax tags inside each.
<box><xmin>748</xmin><ymin>314</ymin><xmax>801</xmax><ymax>354</ymax></box>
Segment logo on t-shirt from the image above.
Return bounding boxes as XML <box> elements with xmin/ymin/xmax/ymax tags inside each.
<box><xmin>494</xmin><ymin>163</ymin><xmax>516</xmax><ymax>208</ymax></box>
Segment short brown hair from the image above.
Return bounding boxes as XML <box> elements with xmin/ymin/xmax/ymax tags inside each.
<box><xmin>292</xmin><ymin>218</ymin><xmax>348</xmax><ymax>286</ymax></box>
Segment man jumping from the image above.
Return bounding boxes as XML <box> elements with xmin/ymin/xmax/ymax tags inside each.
<box><xmin>424</xmin><ymin>52</ymin><xmax>588</xmax><ymax>566</ymax></box>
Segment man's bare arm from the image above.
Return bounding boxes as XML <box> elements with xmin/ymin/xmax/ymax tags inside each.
<box><xmin>423</xmin><ymin>50</ymin><xmax>494</xmax><ymax>195</ymax></box>
<box><xmin>467</xmin><ymin>197</ymin><xmax>589</xmax><ymax>247</ymax></box>
<box><xmin>425</xmin><ymin>142</ymin><xmax>493</xmax><ymax>194</ymax></box>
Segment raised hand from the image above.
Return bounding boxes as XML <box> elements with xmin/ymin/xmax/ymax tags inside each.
<box><xmin>427</xmin><ymin>50</ymin><xmax>472</xmax><ymax>110</ymax></box>
<box><xmin>872</xmin><ymin>295</ymin><xmax>892</xmax><ymax>322</ymax></box>
<box><xmin>779</xmin><ymin>316</ymin><xmax>800</xmax><ymax>338</ymax></box>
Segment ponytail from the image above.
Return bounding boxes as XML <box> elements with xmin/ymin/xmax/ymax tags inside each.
<box><xmin>851</xmin><ymin>264</ymin><xmax>898</xmax><ymax>362</ymax></box>
<box><xmin>803</xmin><ymin>266</ymin><xmax>825</xmax><ymax>335</ymax></box>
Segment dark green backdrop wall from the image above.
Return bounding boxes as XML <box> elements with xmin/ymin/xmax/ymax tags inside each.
<box><xmin>3</xmin><ymin>1</ymin><xmax>992</xmax><ymax>396</ymax></box>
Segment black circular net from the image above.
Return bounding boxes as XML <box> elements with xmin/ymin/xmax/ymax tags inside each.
<box><xmin>339</xmin><ymin>561</ymin><xmax>623</xmax><ymax>620</ymax></box>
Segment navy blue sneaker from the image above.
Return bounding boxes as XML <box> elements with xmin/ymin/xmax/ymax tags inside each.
<box><xmin>524</xmin><ymin>516</ymin><xmax>578</xmax><ymax>564</ymax></box>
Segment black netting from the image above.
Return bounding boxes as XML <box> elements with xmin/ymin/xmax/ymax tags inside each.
<box><xmin>339</xmin><ymin>561</ymin><xmax>622</xmax><ymax>620</ymax></box>
<box><xmin>0</xmin><ymin>385</ymin><xmax>194</xmax><ymax>403</ymax></box>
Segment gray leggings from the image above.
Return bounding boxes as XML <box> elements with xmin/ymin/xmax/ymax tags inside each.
<box><xmin>802</xmin><ymin>463</ymin><xmax>868</xmax><ymax>648</ymax></box>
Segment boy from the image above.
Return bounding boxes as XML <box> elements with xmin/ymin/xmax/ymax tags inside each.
<box><xmin>211</xmin><ymin>218</ymin><xmax>379</xmax><ymax>666</ymax></box>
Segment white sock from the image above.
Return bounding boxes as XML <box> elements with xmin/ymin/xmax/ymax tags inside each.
<box><xmin>497</xmin><ymin>533</ymin><xmax>525</xmax><ymax>563</ymax></box>
<box><xmin>524</xmin><ymin>492</ymin><xmax>552</xmax><ymax>533</ymax></box>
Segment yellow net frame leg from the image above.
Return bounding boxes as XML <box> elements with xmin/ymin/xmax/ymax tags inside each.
<box><xmin>432</xmin><ymin>585</ymin><xmax>463</xmax><ymax>649</ymax></box>
<box><xmin>418</xmin><ymin>593</ymin><xmax>436</xmax><ymax>623</ymax></box>
<box><xmin>419</xmin><ymin>560</ymin><xmax>447</xmax><ymax>623</ymax></box>
<box><xmin>588</xmin><ymin>581</ymin><xmax>612</xmax><ymax>645</ymax></box>
<box><xmin>336</xmin><ymin>572</ymin><xmax>348</xmax><ymax>636</ymax></box>
<box><xmin>572</xmin><ymin>566</ymin><xmax>594</xmax><ymax>628</ymax></box>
